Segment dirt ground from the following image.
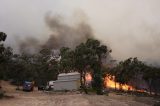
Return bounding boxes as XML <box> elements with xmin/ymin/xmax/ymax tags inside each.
<box><xmin>0</xmin><ymin>81</ymin><xmax>156</xmax><ymax>106</ymax></box>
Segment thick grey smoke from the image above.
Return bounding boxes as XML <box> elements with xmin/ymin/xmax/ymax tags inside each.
<box><xmin>16</xmin><ymin>13</ymin><xmax>93</xmax><ymax>54</ymax></box>
<box><xmin>17</xmin><ymin>37</ymin><xmax>41</xmax><ymax>54</ymax></box>
<box><xmin>43</xmin><ymin>13</ymin><xmax>93</xmax><ymax>49</ymax></box>
<box><xmin>1</xmin><ymin>0</ymin><xmax>160</xmax><ymax>65</ymax></box>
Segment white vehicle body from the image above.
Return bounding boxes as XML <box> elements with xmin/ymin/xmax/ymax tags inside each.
<box><xmin>53</xmin><ymin>72</ymin><xmax>80</xmax><ymax>91</ymax></box>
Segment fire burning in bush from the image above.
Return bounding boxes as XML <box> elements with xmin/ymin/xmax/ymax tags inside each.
<box><xmin>104</xmin><ymin>75</ymin><xmax>135</xmax><ymax>91</ymax></box>
<box><xmin>85</xmin><ymin>73</ymin><xmax>147</xmax><ymax>92</ymax></box>
<box><xmin>85</xmin><ymin>73</ymin><xmax>135</xmax><ymax>91</ymax></box>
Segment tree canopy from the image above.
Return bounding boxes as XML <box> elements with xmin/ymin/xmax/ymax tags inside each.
<box><xmin>0</xmin><ymin>32</ymin><xmax>160</xmax><ymax>95</ymax></box>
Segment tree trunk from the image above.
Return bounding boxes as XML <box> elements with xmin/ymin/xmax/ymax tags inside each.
<box><xmin>80</xmin><ymin>71</ymin><xmax>88</xmax><ymax>94</ymax></box>
<box><xmin>119</xmin><ymin>84</ymin><xmax>122</xmax><ymax>91</ymax></box>
<box><xmin>149</xmin><ymin>79</ymin><xmax>152</xmax><ymax>95</ymax></box>
<box><xmin>0</xmin><ymin>80</ymin><xmax>1</xmax><ymax>89</ymax></box>
<box><xmin>83</xmin><ymin>75</ymin><xmax>88</xmax><ymax>94</ymax></box>
<box><xmin>154</xmin><ymin>88</ymin><xmax>157</xmax><ymax>96</ymax></box>
<box><xmin>149</xmin><ymin>85</ymin><xmax>152</xmax><ymax>95</ymax></box>
<box><xmin>80</xmin><ymin>71</ymin><xmax>83</xmax><ymax>87</ymax></box>
<box><xmin>115</xmin><ymin>81</ymin><xmax>117</xmax><ymax>91</ymax></box>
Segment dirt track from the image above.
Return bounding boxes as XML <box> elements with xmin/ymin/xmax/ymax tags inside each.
<box><xmin>0</xmin><ymin>81</ymin><xmax>154</xmax><ymax>106</ymax></box>
<box><xmin>0</xmin><ymin>91</ymin><xmax>154</xmax><ymax>106</ymax></box>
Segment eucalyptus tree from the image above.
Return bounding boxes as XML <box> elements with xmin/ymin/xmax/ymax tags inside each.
<box><xmin>0</xmin><ymin>32</ymin><xmax>7</xmax><ymax>64</ymax></box>
<box><xmin>74</xmin><ymin>39</ymin><xmax>110</xmax><ymax>94</ymax></box>
<box><xmin>143</xmin><ymin>66</ymin><xmax>160</xmax><ymax>95</ymax></box>
<box><xmin>0</xmin><ymin>32</ymin><xmax>14</xmax><ymax>80</ymax></box>
<box><xmin>58</xmin><ymin>38</ymin><xmax>111</xmax><ymax>94</ymax></box>
<box><xmin>86</xmin><ymin>39</ymin><xmax>110</xmax><ymax>94</ymax></box>
<box><xmin>111</xmin><ymin>58</ymin><xmax>145</xmax><ymax>90</ymax></box>
<box><xmin>60</xmin><ymin>47</ymin><xmax>75</xmax><ymax>73</ymax></box>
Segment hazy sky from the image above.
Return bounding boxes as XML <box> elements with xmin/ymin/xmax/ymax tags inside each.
<box><xmin>1</xmin><ymin>0</ymin><xmax>160</xmax><ymax>64</ymax></box>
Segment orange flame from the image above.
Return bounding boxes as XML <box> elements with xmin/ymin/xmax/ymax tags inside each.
<box><xmin>85</xmin><ymin>73</ymin><xmax>146</xmax><ymax>92</ymax></box>
<box><xmin>104</xmin><ymin>75</ymin><xmax>135</xmax><ymax>91</ymax></box>
<box><xmin>85</xmin><ymin>73</ymin><xmax>92</xmax><ymax>82</ymax></box>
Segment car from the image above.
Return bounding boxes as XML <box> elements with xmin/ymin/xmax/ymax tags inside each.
<box><xmin>45</xmin><ymin>81</ymin><xmax>55</xmax><ymax>91</ymax></box>
<box><xmin>23</xmin><ymin>81</ymin><xmax>34</xmax><ymax>91</ymax></box>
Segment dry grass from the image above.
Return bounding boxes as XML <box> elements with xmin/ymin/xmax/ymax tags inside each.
<box><xmin>0</xmin><ymin>81</ymin><xmax>155</xmax><ymax>106</ymax></box>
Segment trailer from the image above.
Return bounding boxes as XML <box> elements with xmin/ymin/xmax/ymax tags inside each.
<box><xmin>53</xmin><ymin>72</ymin><xmax>80</xmax><ymax>91</ymax></box>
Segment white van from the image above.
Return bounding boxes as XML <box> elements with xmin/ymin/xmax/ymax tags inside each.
<box><xmin>46</xmin><ymin>81</ymin><xmax>55</xmax><ymax>90</ymax></box>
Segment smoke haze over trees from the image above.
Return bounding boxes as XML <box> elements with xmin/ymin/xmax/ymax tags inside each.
<box><xmin>15</xmin><ymin>13</ymin><xmax>93</xmax><ymax>54</ymax></box>
<box><xmin>1</xmin><ymin>0</ymin><xmax>160</xmax><ymax>65</ymax></box>
<box><xmin>43</xmin><ymin>13</ymin><xmax>93</xmax><ymax>49</ymax></box>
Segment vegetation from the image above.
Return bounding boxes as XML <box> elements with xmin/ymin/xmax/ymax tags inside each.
<box><xmin>59</xmin><ymin>39</ymin><xmax>110</xmax><ymax>94</ymax></box>
<box><xmin>0</xmin><ymin>32</ymin><xmax>7</xmax><ymax>98</ymax></box>
<box><xmin>108</xmin><ymin>58</ymin><xmax>160</xmax><ymax>95</ymax></box>
<box><xmin>0</xmin><ymin>32</ymin><xmax>160</xmax><ymax>95</ymax></box>
<box><xmin>0</xmin><ymin>33</ymin><xmax>59</xmax><ymax>86</ymax></box>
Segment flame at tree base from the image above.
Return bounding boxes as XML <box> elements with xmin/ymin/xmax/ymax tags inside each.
<box><xmin>104</xmin><ymin>75</ymin><xmax>135</xmax><ymax>91</ymax></box>
<box><xmin>85</xmin><ymin>73</ymin><xmax>146</xmax><ymax>93</ymax></box>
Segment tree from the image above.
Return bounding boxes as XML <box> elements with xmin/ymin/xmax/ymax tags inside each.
<box><xmin>143</xmin><ymin>66</ymin><xmax>160</xmax><ymax>95</ymax></box>
<box><xmin>0</xmin><ymin>32</ymin><xmax>12</xmax><ymax>81</ymax></box>
<box><xmin>0</xmin><ymin>47</ymin><xmax>13</xmax><ymax>80</ymax></box>
<box><xmin>86</xmin><ymin>39</ymin><xmax>109</xmax><ymax>94</ymax></box>
<box><xmin>74</xmin><ymin>43</ymin><xmax>91</xmax><ymax>94</ymax></box>
<box><xmin>0</xmin><ymin>32</ymin><xmax>7</xmax><ymax>42</ymax></box>
<box><xmin>35</xmin><ymin>48</ymin><xmax>52</xmax><ymax>85</ymax></box>
<box><xmin>110</xmin><ymin>58</ymin><xmax>145</xmax><ymax>90</ymax></box>
<box><xmin>74</xmin><ymin>39</ymin><xmax>110</xmax><ymax>94</ymax></box>
<box><xmin>60</xmin><ymin>47</ymin><xmax>75</xmax><ymax>73</ymax></box>
<box><xmin>0</xmin><ymin>32</ymin><xmax>7</xmax><ymax>64</ymax></box>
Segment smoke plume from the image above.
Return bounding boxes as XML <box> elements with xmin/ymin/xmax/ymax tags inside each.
<box><xmin>43</xmin><ymin>13</ymin><xmax>93</xmax><ymax>49</ymax></box>
<box><xmin>1</xmin><ymin>0</ymin><xmax>160</xmax><ymax>65</ymax></box>
<box><xmin>17</xmin><ymin>13</ymin><xmax>93</xmax><ymax>54</ymax></box>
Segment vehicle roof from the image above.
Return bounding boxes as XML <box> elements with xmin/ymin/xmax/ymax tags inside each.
<box><xmin>58</xmin><ymin>72</ymin><xmax>80</xmax><ymax>77</ymax></box>
<box><xmin>24</xmin><ymin>81</ymin><xmax>32</xmax><ymax>84</ymax></box>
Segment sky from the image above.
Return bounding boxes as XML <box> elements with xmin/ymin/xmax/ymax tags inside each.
<box><xmin>0</xmin><ymin>0</ymin><xmax>160</xmax><ymax>65</ymax></box>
